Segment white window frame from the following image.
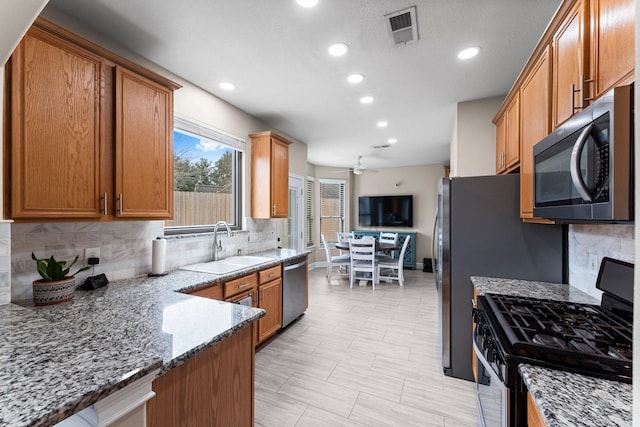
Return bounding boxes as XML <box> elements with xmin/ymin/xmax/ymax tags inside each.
<box><xmin>165</xmin><ymin>116</ymin><xmax>245</xmax><ymax>234</ymax></box>
<box><xmin>306</xmin><ymin>176</ymin><xmax>315</xmax><ymax>248</ymax></box>
<box><xmin>319</xmin><ymin>179</ymin><xmax>346</xmax><ymax>245</ymax></box>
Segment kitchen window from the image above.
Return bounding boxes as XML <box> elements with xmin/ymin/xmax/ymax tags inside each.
<box><xmin>165</xmin><ymin>116</ymin><xmax>244</xmax><ymax>234</ymax></box>
<box><xmin>319</xmin><ymin>179</ymin><xmax>345</xmax><ymax>244</ymax></box>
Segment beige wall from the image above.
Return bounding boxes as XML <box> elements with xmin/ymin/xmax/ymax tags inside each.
<box><xmin>450</xmin><ymin>96</ymin><xmax>504</xmax><ymax>177</ymax></box>
<box><xmin>352</xmin><ymin>165</ymin><xmax>446</xmax><ymax>266</ymax></box>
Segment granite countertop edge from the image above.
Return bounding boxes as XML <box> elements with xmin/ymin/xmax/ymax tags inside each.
<box><xmin>1</xmin><ymin>248</ymin><xmax>307</xmax><ymax>427</ymax></box>
<box><xmin>471</xmin><ymin>276</ymin><xmax>631</xmax><ymax>427</ymax></box>
<box><xmin>519</xmin><ymin>364</ymin><xmax>632</xmax><ymax>427</ymax></box>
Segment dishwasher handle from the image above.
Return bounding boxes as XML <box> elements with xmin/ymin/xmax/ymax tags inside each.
<box><xmin>284</xmin><ymin>259</ymin><xmax>307</xmax><ymax>271</ymax></box>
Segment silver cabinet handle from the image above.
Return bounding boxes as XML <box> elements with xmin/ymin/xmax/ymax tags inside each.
<box><xmin>117</xmin><ymin>193</ymin><xmax>123</xmax><ymax>215</ymax></box>
<box><xmin>103</xmin><ymin>192</ymin><xmax>108</xmax><ymax>215</ymax></box>
<box><xmin>272</xmin><ymin>204</ymin><xmax>276</xmax><ymax>216</ymax></box>
<box><xmin>583</xmin><ymin>75</ymin><xmax>594</xmax><ymax>104</ymax></box>
<box><xmin>238</xmin><ymin>283</ymin><xmax>253</xmax><ymax>289</ymax></box>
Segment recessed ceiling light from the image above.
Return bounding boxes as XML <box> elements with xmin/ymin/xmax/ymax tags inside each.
<box><xmin>377</xmin><ymin>121</ymin><xmax>388</xmax><ymax>128</ymax></box>
<box><xmin>458</xmin><ymin>46</ymin><xmax>481</xmax><ymax>60</ymax></box>
<box><xmin>360</xmin><ymin>95</ymin><xmax>375</xmax><ymax>104</ymax></box>
<box><xmin>296</xmin><ymin>0</ymin><xmax>319</xmax><ymax>7</ymax></box>
<box><xmin>219</xmin><ymin>81</ymin><xmax>236</xmax><ymax>90</ymax></box>
<box><xmin>347</xmin><ymin>73</ymin><xmax>364</xmax><ymax>84</ymax></box>
<box><xmin>328</xmin><ymin>43</ymin><xmax>349</xmax><ymax>57</ymax></box>
<box><xmin>388</xmin><ymin>138</ymin><xmax>398</xmax><ymax>144</ymax></box>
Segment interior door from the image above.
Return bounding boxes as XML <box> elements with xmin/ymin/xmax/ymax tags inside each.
<box><xmin>287</xmin><ymin>175</ymin><xmax>304</xmax><ymax>250</ymax></box>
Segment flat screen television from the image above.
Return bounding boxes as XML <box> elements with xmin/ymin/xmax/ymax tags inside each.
<box><xmin>358</xmin><ymin>195</ymin><xmax>413</xmax><ymax>227</ymax></box>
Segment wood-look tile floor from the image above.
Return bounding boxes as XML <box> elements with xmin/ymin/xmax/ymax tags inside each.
<box><xmin>255</xmin><ymin>267</ymin><xmax>478</xmax><ymax>427</ymax></box>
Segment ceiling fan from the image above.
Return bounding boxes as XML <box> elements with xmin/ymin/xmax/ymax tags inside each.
<box><xmin>339</xmin><ymin>155</ymin><xmax>379</xmax><ymax>175</ymax></box>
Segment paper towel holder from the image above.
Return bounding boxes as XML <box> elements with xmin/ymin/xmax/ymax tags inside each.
<box><xmin>149</xmin><ymin>236</ymin><xmax>169</xmax><ymax>277</ymax></box>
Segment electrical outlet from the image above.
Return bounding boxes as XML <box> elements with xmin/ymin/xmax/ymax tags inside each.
<box><xmin>85</xmin><ymin>247</ymin><xmax>101</xmax><ymax>265</ymax></box>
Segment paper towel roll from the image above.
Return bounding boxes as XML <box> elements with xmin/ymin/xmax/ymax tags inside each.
<box><xmin>151</xmin><ymin>238</ymin><xmax>167</xmax><ymax>275</ymax></box>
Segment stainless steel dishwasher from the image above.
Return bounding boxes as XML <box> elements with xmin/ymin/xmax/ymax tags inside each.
<box><xmin>282</xmin><ymin>256</ymin><xmax>308</xmax><ymax>328</ymax></box>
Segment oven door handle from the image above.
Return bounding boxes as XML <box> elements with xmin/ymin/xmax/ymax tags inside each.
<box><xmin>569</xmin><ymin>123</ymin><xmax>595</xmax><ymax>202</ymax></box>
<box><xmin>473</xmin><ymin>336</ymin><xmax>504</xmax><ymax>385</ymax></box>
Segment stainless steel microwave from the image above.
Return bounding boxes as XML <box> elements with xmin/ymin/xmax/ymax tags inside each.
<box><xmin>533</xmin><ymin>84</ymin><xmax>633</xmax><ymax>222</ymax></box>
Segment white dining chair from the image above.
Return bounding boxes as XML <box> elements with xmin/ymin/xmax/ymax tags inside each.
<box><xmin>348</xmin><ymin>237</ymin><xmax>378</xmax><ymax>289</ymax></box>
<box><xmin>321</xmin><ymin>233</ymin><xmax>350</xmax><ymax>281</ymax></box>
<box><xmin>337</xmin><ymin>231</ymin><xmax>355</xmax><ymax>255</ymax></box>
<box><xmin>377</xmin><ymin>235</ymin><xmax>410</xmax><ymax>286</ymax></box>
<box><xmin>378</xmin><ymin>232</ymin><xmax>399</xmax><ymax>259</ymax></box>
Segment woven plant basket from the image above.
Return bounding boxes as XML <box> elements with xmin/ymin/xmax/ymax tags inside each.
<box><xmin>32</xmin><ymin>277</ymin><xmax>76</xmax><ymax>306</ymax></box>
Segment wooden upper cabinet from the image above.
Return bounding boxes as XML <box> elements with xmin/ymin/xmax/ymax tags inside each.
<box><xmin>504</xmin><ymin>93</ymin><xmax>520</xmax><ymax>169</ymax></box>
<box><xmin>520</xmin><ymin>46</ymin><xmax>552</xmax><ymax>219</ymax></box>
<box><xmin>552</xmin><ymin>0</ymin><xmax>588</xmax><ymax>128</ymax></box>
<box><xmin>495</xmin><ymin>93</ymin><xmax>519</xmax><ymax>174</ymax></box>
<box><xmin>250</xmin><ymin>131</ymin><xmax>291</xmax><ymax>218</ymax></box>
<box><xmin>115</xmin><ymin>67</ymin><xmax>173</xmax><ymax>218</ymax></box>
<box><xmin>495</xmin><ymin>115</ymin><xmax>507</xmax><ymax>173</ymax></box>
<box><xmin>8</xmin><ymin>27</ymin><xmax>105</xmax><ymax>219</ymax></box>
<box><xmin>589</xmin><ymin>0</ymin><xmax>635</xmax><ymax>99</ymax></box>
<box><xmin>4</xmin><ymin>18</ymin><xmax>179</xmax><ymax>221</ymax></box>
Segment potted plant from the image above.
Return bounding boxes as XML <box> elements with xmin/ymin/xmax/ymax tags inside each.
<box><xmin>31</xmin><ymin>252</ymin><xmax>90</xmax><ymax>306</ymax></box>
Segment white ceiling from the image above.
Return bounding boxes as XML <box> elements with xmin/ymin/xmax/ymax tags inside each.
<box><xmin>46</xmin><ymin>0</ymin><xmax>561</xmax><ymax>170</ymax></box>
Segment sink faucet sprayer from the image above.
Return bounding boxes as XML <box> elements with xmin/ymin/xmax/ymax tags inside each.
<box><xmin>212</xmin><ymin>221</ymin><xmax>232</xmax><ymax>261</ymax></box>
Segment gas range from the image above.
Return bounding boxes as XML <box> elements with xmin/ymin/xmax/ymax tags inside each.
<box><xmin>480</xmin><ymin>293</ymin><xmax>632</xmax><ymax>383</ymax></box>
<box><xmin>473</xmin><ymin>257</ymin><xmax>634</xmax><ymax>427</ymax></box>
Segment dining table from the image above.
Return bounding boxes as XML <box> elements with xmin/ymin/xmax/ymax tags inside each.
<box><xmin>335</xmin><ymin>240</ymin><xmax>402</xmax><ymax>252</ymax></box>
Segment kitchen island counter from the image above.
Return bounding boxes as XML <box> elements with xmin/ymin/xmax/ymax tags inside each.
<box><xmin>471</xmin><ymin>276</ymin><xmax>631</xmax><ymax>427</ymax></box>
<box><xmin>1</xmin><ymin>248</ymin><xmax>308</xmax><ymax>427</ymax></box>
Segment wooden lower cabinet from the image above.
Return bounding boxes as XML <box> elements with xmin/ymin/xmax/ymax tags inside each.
<box><xmin>527</xmin><ymin>392</ymin><xmax>547</xmax><ymax>427</ymax></box>
<box><xmin>146</xmin><ymin>325</ymin><xmax>255</xmax><ymax>427</ymax></box>
<box><xmin>257</xmin><ymin>278</ymin><xmax>282</xmax><ymax>344</ymax></box>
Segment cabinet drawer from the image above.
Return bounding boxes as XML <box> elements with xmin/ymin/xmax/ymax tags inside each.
<box><xmin>224</xmin><ymin>273</ymin><xmax>258</xmax><ymax>298</ymax></box>
<box><xmin>189</xmin><ymin>283</ymin><xmax>223</xmax><ymax>300</ymax></box>
<box><xmin>259</xmin><ymin>265</ymin><xmax>281</xmax><ymax>283</ymax></box>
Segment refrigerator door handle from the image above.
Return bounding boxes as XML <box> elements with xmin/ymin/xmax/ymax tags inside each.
<box><xmin>431</xmin><ymin>208</ymin><xmax>438</xmax><ymax>283</ymax></box>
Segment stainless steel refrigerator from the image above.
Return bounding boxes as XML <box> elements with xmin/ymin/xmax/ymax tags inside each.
<box><xmin>434</xmin><ymin>174</ymin><xmax>565</xmax><ymax>381</ymax></box>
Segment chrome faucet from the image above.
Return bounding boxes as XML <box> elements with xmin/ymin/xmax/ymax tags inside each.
<box><xmin>212</xmin><ymin>221</ymin><xmax>232</xmax><ymax>261</ymax></box>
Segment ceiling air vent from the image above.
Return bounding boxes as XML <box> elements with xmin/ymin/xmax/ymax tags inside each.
<box><xmin>385</xmin><ymin>6</ymin><xmax>418</xmax><ymax>46</ymax></box>
<box><xmin>372</xmin><ymin>144</ymin><xmax>391</xmax><ymax>149</ymax></box>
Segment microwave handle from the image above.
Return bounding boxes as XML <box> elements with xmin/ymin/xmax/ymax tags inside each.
<box><xmin>569</xmin><ymin>124</ymin><xmax>595</xmax><ymax>202</ymax></box>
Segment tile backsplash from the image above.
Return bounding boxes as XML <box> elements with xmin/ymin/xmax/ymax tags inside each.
<box><xmin>568</xmin><ymin>223</ymin><xmax>635</xmax><ymax>299</ymax></box>
<box><xmin>0</xmin><ymin>221</ymin><xmax>12</xmax><ymax>304</ymax></box>
<box><xmin>10</xmin><ymin>218</ymin><xmax>281</xmax><ymax>302</ymax></box>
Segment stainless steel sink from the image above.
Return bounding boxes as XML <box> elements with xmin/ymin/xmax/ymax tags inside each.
<box><xmin>180</xmin><ymin>256</ymin><xmax>272</xmax><ymax>275</ymax></box>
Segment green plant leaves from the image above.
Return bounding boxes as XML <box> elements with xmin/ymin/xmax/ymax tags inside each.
<box><xmin>31</xmin><ymin>252</ymin><xmax>91</xmax><ymax>282</ymax></box>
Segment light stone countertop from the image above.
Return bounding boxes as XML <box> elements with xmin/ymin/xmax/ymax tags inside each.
<box><xmin>471</xmin><ymin>276</ymin><xmax>631</xmax><ymax>427</ymax></box>
<box><xmin>0</xmin><ymin>248</ymin><xmax>309</xmax><ymax>427</ymax></box>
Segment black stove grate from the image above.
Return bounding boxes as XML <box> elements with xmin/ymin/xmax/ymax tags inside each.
<box><xmin>483</xmin><ymin>293</ymin><xmax>632</xmax><ymax>383</ymax></box>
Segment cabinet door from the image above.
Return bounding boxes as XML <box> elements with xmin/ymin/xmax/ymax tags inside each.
<box><xmin>147</xmin><ymin>326</ymin><xmax>254</xmax><ymax>427</ymax></box>
<box><xmin>504</xmin><ymin>93</ymin><xmax>520</xmax><ymax>169</ymax></box>
<box><xmin>520</xmin><ymin>47</ymin><xmax>551</xmax><ymax>219</ymax></box>
<box><xmin>9</xmin><ymin>28</ymin><xmax>105</xmax><ymax>219</ymax></box>
<box><xmin>270</xmin><ymin>137</ymin><xmax>289</xmax><ymax>218</ymax></box>
<box><xmin>114</xmin><ymin>66</ymin><xmax>173</xmax><ymax>218</ymax></box>
<box><xmin>495</xmin><ymin>115</ymin><xmax>507</xmax><ymax>174</ymax></box>
<box><xmin>257</xmin><ymin>279</ymin><xmax>282</xmax><ymax>344</ymax></box>
<box><xmin>552</xmin><ymin>0</ymin><xmax>587</xmax><ymax>128</ymax></box>
<box><xmin>590</xmin><ymin>0</ymin><xmax>635</xmax><ymax>100</ymax></box>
